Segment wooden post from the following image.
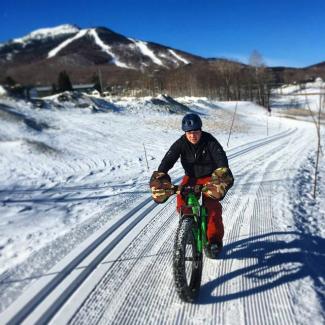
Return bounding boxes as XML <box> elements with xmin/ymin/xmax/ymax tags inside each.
<box><xmin>227</xmin><ymin>101</ymin><xmax>238</xmax><ymax>147</ymax></box>
<box><xmin>143</xmin><ymin>143</ymin><xmax>149</xmax><ymax>171</ymax></box>
<box><xmin>98</xmin><ymin>68</ymin><xmax>103</xmax><ymax>94</ymax></box>
<box><xmin>313</xmin><ymin>90</ymin><xmax>323</xmax><ymax>198</ymax></box>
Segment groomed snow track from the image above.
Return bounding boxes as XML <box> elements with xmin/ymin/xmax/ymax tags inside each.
<box><xmin>2</xmin><ymin>127</ymin><xmax>312</xmax><ymax>325</ymax></box>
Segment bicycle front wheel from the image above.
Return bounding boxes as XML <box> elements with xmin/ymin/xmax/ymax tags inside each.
<box><xmin>173</xmin><ymin>217</ymin><xmax>203</xmax><ymax>302</ymax></box>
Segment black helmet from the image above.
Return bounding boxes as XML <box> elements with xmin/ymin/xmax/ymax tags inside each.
<box><xmin>182</xmin><ymin>113</ymin><xmax>202</xmax><ymax>132</ymax></box>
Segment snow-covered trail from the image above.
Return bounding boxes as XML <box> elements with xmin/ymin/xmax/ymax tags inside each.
<box><xmin>67</xmin><ymin>126</ymin><xmax>321</xmax><ymax>325</ymax></box>
<box><xmin>2</xmin><ymin>123</ymin><xmax>322</xmax><ymax>325</ymax></box>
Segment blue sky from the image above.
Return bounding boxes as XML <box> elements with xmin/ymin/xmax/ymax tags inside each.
<box><xmin>1</xmin><ymin>0</ymin><xmax>325</xmax><ymax>67</ymax></box>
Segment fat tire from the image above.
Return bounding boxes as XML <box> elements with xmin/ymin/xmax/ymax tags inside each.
<box><xmin>173</xmin><ymin>217</ymin><xmax>203</xmax><ymax>302</ymax></box>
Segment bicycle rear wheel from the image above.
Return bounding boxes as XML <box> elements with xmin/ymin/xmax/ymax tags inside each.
<box><xmin>173</xmin><ymin>217</ymin><xmax>203</xmax><ymax>302</ymax></box>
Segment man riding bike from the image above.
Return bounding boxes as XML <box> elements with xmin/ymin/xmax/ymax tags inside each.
<box><xmin>149</xmin><ymin>113</ymin><xmax>234</xmax><ymax>259</ymax></box>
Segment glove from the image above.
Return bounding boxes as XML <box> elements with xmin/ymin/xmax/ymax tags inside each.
<box><xmin>203</xmin><ymin>183</ymin><xmax>226</xmax><ymax>200</ymax></box>
<box><xmin>211</xmin><ymin>167</ymin><xmax>234</xmax><ymax>187</ymax></box>
<box><xmin>203</xmin><ymin>167</ymin><xmax>234</xmax><ymax>200</ymax></box>
<box><xmin>149</xmin><ymin>171</ymin><xmax>173</xmax><ymax>204</ymax></box>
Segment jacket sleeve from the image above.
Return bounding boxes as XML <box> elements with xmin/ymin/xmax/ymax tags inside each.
<box><xmin>210</xmin><ymin>140</ymin><xmax>229</xmax><ymax>168</ymax></box>
<box><xmin>158</xmin><ymin>140</ymin><xmax>181</xmax><ymax>174</ymax></box>
<box><xmin>210</xmin><ymin>139</ymin><xmax>234</xmax><ymax>190</ymax></box>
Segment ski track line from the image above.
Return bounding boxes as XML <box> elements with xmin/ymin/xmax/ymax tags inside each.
<box><xmin>0</xmin><ymin>191</ymin><xmax>145</xmax><ymax>312</ymax></box>
<box><xmin>1</xmin><ymin>196</ymin><xmax>157</xmax><ymax>324</ymax></box>
<box><xmin>0</xmin><ymin>128</ymin><xmax>298</xmax><ymax>325</ymax></box>
<box><xmin>109</xmin><ymin>216</ymin><xmax>178</xmax><ymax>324</ymax></box>
<box><xmin>214</xmin><ymin>141</ymin><xmax>283</xmax><ymax>325</ymax></box>
<box><xmin>109</xmin><ymin>226</ymin><xmax>177</xmax><ymax>325</ymax></box>
<box><xmin>209</xmin><ymin>155</ymin><xmax>268</xmax><ymax>325</ymax></box>
<box><xmin>244</xmin><ymin>147</ymin><xmax>287</xmax><ymax>324</ymax></box>
<box><xmin>241</xmin><ymin>130</ymin><xmax>310</xmax><ymax>325</ymax></box>
<box><xmin>68</xmin><ymin>202</ymin><xmax>178</xmax><ymax>324</ymax></box>
<box><xmin>67</xmin><ymin>201</ymin><xmax>175</xmax><ymax>324</ymax></box>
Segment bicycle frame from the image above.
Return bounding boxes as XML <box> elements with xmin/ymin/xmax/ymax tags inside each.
<box><xmin>181</xmin><ymin>190</ymin><xmax>208</xmax><ymax>254</ymax></box>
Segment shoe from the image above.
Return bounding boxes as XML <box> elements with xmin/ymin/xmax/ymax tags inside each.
<box><xmin>204</xmin><ymin>241</ymin><xmax>223</xmax><ymax>259</ymax></box>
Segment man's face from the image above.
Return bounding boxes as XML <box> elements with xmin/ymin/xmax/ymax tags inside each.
<box><xmin>185</xmin><ymin>130</ymin><xmax>202</xmax><ymax>144</ymax></box>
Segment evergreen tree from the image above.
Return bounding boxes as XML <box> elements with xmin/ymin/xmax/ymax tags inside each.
<box><xmin>92</xmin><ymin>74</ymin><xmax>102</xmax><ymax>93</ymax></box>
<box><xmin>51</xmin><ymin>83</ymin><xmax>57</xmax><ymax>95</ymax></box>
<box><xmin>4</xmin><ymin>76</ymin><xmax>17</xmax><ymax>87</ymax></box>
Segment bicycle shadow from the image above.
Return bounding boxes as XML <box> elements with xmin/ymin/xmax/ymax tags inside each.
<box><xmin>198</xmin><ymin>231</ymin><xmax>325</xmax><ymax>309</ymax></box>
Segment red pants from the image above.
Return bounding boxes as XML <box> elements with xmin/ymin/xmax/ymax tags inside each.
<box><xmin>176</xmin><ymin>175</ymin><xmax>224</xmax><ymax>244</ymax></box>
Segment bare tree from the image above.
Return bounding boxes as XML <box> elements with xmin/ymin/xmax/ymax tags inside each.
<box><xmin>304</xmin><ymin>86</ymin><xmax>324</xmax><ymax>199</ymax></box>
<box><xmin>249</xmin><ymin>50</ymin><xmax>265</xmax><ymax>68</ymax></box>
<box><xmin>314</xmin><ymin>89</ymin><xmax>324</xmax><ymax>198</ymax></box>
<box><xmin>248</xmin><ymin>50</ymin><xmax>273</xmax><ymax>109</ymax></box>
<box><xmin>215</xmin><ymin>60</ymin><xmax>240</xmax><ymax>100</ymax></box>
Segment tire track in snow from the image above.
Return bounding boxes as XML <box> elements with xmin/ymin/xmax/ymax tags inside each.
<box><xmin>205</xmin><ymin>142</ymin><xmax>283</xmax><ymax>324</ymax></box>
<box><xmin>69</xmin><ymin>201</ymin><xmax>178</xmax><ymax>324</ymax></box>
<box><xmin>239</xmin><ymin>129</ymin><xmax>311</xmax><ymax>325</ymax></box>
<box><xmin>238</xmin><ymin>146</ymin><xmax>291</xmax><ymax>324</ymax></box>
<box><xmin>108</xmin><ymin>226</ymin><xmax>177</xmax><ymax>325</ymax></box>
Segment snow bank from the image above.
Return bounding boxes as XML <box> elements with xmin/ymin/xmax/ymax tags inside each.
<box><xmin>0</xmin><ymin>85</ymin><xmax>7</xmax><ymax>96</ymax></box>
<box><xmin>176</xmin><ymin>97</ymin><xmax>267</xmax><ymax>116</ymax></box>
<box><xmin>44</xmin><ymin>91</ymin><xmax>119</xmax><ymax>112</ymax></box>
<box><xmin>43</xmin><ymin>92</ymin><xmax>190</xmax><ymax>114</ymax></box>
<box><xmin>272</xmin><ymin>78</ymin><xmax>325</xmax><ymax>112</ymax></box>
<box><xmin>111</xmin><ymin>94</ymin><xmax>190</xmax><ymax>114</ymax></box>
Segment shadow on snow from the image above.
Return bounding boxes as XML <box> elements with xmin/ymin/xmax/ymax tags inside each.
<box><xmin>198</xmin><ymin>231</ymin><xmax>325</xmax><ymax>309</ymax></box>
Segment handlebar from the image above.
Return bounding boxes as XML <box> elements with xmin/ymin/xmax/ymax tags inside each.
<box><xmin>151</xmin><ymin>184</ymin><xmax>205</xmax><ymax>198</ymax></box>
<box><xmin>172</xmin><ymin>184</ymin><xmax>204</xmax><ymax>195</ymax></box>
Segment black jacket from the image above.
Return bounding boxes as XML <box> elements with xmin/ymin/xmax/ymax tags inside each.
<box><xmin>158</xmin><ymin>131</ymin><xmax>229</xmax><ymax>178</ymax></box>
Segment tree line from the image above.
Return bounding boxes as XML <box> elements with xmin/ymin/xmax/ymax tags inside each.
<box><xmin>3</xmin><ymin>50</ymin><xmax>319</xmax><ymax>110</ymax></box>
<box><xmin>115</xmin><ymin>51</ymin><xmax>275</xmax><ymax>109</ymax></box>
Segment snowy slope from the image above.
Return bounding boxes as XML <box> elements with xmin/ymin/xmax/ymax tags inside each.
<box><xmin>271</xmin><ymin>78</ymin><xmax>325</xmax><ymax>113</ymax></box>
<box><xmin>0</xmin><ymin>24</ymin><xmax>194</xmax><ymax>72</ymax></box>
<box><xmin>0</xmin><ymin>94</ymin><xmax>324</xmax><ymax>324</ymax></box>
<box><xmin>0</xmin><ymin>85</ymin><xmax>7</xmax><ymax>96</ymax></box>
<box><xmin>10</xmin><ymin>24</ymin><xmax>80</xmax><ymax>45</ymax></box>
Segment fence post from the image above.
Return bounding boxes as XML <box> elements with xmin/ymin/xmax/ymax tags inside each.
<box><xmin>227</xmin><ymin>101</ymin><xmax>238</xmax><ymax>147</ymax></box>
<box><xmin>143</xmin><ymin>143</ymin><xmax>149</xmax><ymax>171</ymax></box>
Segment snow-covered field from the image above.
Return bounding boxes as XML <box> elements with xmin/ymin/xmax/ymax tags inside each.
<box><xmin>271</xmin><ymin>78</ymin><xmax>325</xmax><ymax>115</ymax></box>
<box><xmin>0</xmin><ymin>91</ymin><xmax>324</xmax><ymax>324</ymax></box>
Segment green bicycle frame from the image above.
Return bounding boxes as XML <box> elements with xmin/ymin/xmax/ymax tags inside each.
<box><xmin>186</xmin><ymin>192</ymin><xmax>208</xmax><ymax>253</ymax></box>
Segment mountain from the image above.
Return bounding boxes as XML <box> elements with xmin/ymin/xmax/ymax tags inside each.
<box><xmin>305</xmin><ymin>61</ymin><xmax>325</xmax><ymax>69</ymax></box>
<box><xmin>0</xmin><ymin>24</ymin><xmax>205</xmax><ymax>85</ymax></box>
<box><xmin>1</xmin><ymin>24</ymin><xmax>324</xmax><ymax>91</ymax></box>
